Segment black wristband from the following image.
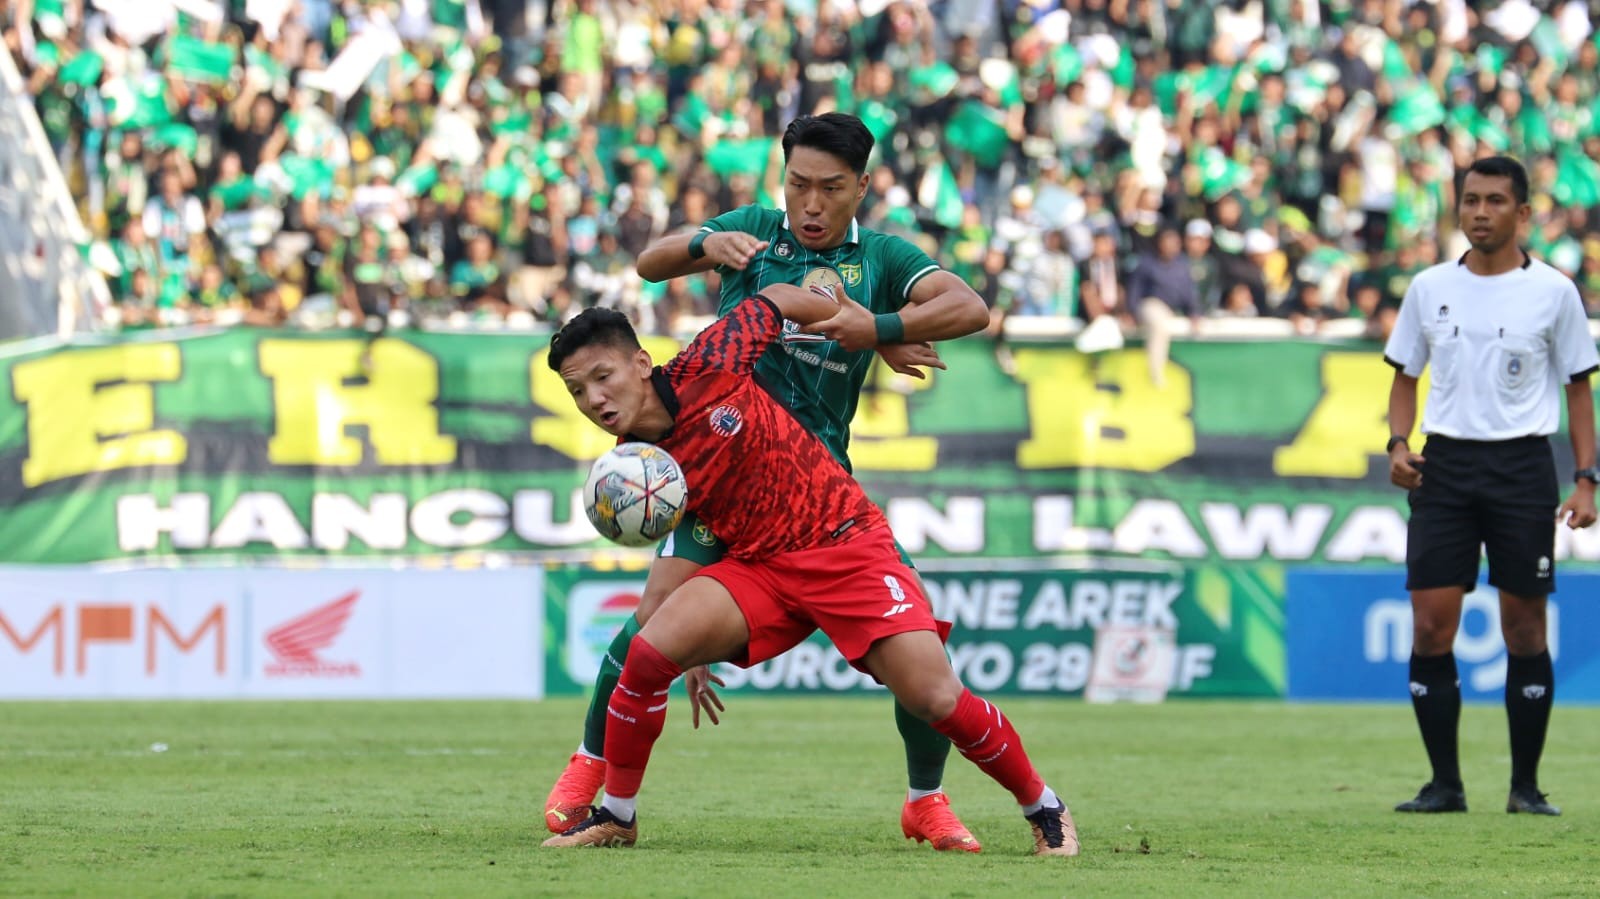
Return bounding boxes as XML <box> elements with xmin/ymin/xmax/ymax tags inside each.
<box><xmin>1386</xmin><ymin>435</ymin><xmax>1409</xmax><ymax>453</ymax></box>
<box><xmin>687</xmin><ymin>231</ymin><xmax>709</xmax><ymax>259</ymax></box>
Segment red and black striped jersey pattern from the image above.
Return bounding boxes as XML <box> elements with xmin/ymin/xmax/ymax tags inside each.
<box><xmin>630</xmin><ymin>297</ymin><xmax>886</xmax><ymax>559</ymax></box>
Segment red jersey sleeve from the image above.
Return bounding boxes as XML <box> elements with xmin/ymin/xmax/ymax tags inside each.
<box><xmin>664</xmin><ymin>296</ymin><xmax>780</xmax><ymax>383</ymax></box>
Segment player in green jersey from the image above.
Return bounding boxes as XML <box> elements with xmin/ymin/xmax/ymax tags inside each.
<box><xmin>543</xmin><ymin>113</ymin><xmax>993</xmax><ymax>851</ymax></box>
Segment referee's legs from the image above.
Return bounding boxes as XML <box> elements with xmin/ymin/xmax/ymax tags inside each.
<box><xmin>1499</xmin><ymin>591</ymin><xmax>1557</xmax><ymax>812</ymax></box>
<box><xmin>1398</xmin><ymin>587</ymin><xmax>1466</xmax><ymax>810</ymax></box>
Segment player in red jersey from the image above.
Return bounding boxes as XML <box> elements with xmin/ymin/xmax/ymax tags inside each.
<box><xmin>540</xmin><ymin>285</ymin><xmax>1078</xmax><ymax>856</ymax></box>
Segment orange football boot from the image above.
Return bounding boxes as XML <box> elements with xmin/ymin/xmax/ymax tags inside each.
<box><xmin>544</xmin><ymin>753</ymin><xmax>606</xmax><ymax>833</ymax></box>
<box><xmin>901</xmin><ymin>793</ymin><xmax>981</xmax><ymax>853</ymax></box>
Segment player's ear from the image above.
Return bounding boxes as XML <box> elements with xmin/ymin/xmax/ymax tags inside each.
<box><xmin>632</xmin><ymin>347</ymin><xmax>652</xmax><ymax>376</ymax></box>
<box><xmin>856</xmin><ymin>172</ymin><xmax>869</xmax><ymax>200</ymax></box>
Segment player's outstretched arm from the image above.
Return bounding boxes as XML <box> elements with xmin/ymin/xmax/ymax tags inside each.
<box><xmin>636</xmin><ymin>229</ymin><xmax>769</xmax><ymax>282</ymax></box>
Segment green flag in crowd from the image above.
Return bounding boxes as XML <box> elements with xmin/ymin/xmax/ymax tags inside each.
<box><xmin>1553</xmin><ymin>151</ymin><xmax>1600</xmax><ymax>208</ymax></box>
<box><xmin>918</xmin><ymin>158</ymin><xmax>964</xmax><ymax>230</ymax></box>
<box><xmin>704</xmin><ymin>138</ymin><xmax>774</xmax><ymax>178</ymax></box>
<box><xmin>279</xmin><ymin>155</ymin><xmax>335</xmax><ymax>200</ymax></box>
<box><xmin>1198</xmin><ymin>148</ymin><xmax>1252</xmax><ymax>201</ymax></box>
<box><xmin>908</xmin><ymin>61</ymin><xmax>959</xmax><ymax>101</ymax></box>
<box><xmin>165</xmin><ymin>34</ymin><xmax>236</xmax><ymax>85</ymax></box>
<box><xmin>396</xmin><ymin>162</ymin><xmax>439</xmax><ymax>197</ymax></box>
<box><xmin>56</xmin><ymin>50</ymin><xmax>103</xmax><ymax>87</ymax></box>
<box><xmin>1052</xmin><ymin>43</ymin><xmax>1082</xmax><ymax>88</ymax></box>
<box><xmin>150</xmin><ymin>122</ymin><xmax>199</xmax><ymax>157</ymax></box>
<box><xmin>1527</xmin><ymin>18</ymin><xmax>1569</xmax><ymax>71</ymax></box>
<box><xmin>107</xmin><ymin>77</ymin><xmax>174</xmax><ymax>128</ymax></box>
<box><xmin>1386</xmin><ymin>82</ymin><xmax>1446</xmax><ymax>137</ymax></box>
<box><xmin>945</xmin><ymin>101</ymin><xmax>1009</xmax><ymax>169</ymax></box>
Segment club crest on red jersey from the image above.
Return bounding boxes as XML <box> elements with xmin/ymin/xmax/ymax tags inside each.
<box><xmin>709</xmin><ymin>404</ymin><xmax>744</xmax><ymax>437</ymax></box>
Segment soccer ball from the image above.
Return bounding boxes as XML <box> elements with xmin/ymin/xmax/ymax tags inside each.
<box><xmin>582</xmin><ymin>443</ymin><xmax>689</xmax><ymax>547</ymax></box>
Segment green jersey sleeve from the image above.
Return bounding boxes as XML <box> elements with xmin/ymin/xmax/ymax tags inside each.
<box><xmin>863</xmin><ymin>231</ymin><xmax>942</xmax><ymax>311</ymax></box>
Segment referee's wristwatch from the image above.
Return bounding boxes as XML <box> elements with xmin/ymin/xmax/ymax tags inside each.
<box><xmin>1575</xmin><ymin>466</ymin><xmax>1600</xmax><ymax>486</ymax></box>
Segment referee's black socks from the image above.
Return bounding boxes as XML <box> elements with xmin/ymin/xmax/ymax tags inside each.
<box><xmin>1505</xmin><ymin>649</ymin><xmax>1555</xmax><ymax>791</ymax></box>
<box><xmin>1409</xmin><ymin>652</ymin><xmax>1463</xmax><ymax>790</ymax></box>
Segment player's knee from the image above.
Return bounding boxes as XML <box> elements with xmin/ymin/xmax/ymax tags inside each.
<box><xmin>1412</xmin><ymin>619</ymin><xmax>1456</xmax><ymax>656</ymax></box>
<box><xmin>1411</xmin><ymin>606</ymin><xmax>1459</xmax><ymax>655</ymax></box>
<box><xmin>622</xmin><ymin>634</ymin><xmax>682</xmax><ymax>689</ymax></box>
<box><xmin>1502</xmin><ymin>618</ymin><xmax>1548</xmax><ymax>656</ymax></box>
<box><xmin>897</xmin><ymin>678</ymin><xmax>963</xmax><ymax>722</ymax></box>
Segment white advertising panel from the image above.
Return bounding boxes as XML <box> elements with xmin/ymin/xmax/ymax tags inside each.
<box><xmin>0</xmin><ymin>567</ymin><xmax>543</xmax><ymax>699</ymax></box>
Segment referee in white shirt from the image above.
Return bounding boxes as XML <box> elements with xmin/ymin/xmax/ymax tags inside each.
<box><xmin>1383</xmin><ymin>156</ymin><xmax>1598</xmax><ymax>816</ymax></box>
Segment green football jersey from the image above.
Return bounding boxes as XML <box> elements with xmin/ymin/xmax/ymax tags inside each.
<box><xmin>701</xmin><ymin>205</ymin><xmax>941</xmax><ymax>471</ymax></box>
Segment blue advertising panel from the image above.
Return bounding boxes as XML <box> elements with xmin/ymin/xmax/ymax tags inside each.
<box><xmin>1287</xmin><ymin>569</ymin><xmax>1600</xmax><ymax>703</ymax></box>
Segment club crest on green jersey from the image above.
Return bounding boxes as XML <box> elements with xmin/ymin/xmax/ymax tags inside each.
<box><xmin>774</xmin><ymin>240</ymin><xmax>794</xmax><ymax>258</ymax></box>
<box><xmin>802</xmin><ymin>266</ymin><xmax>843</xmax><ymax>293</ymax></box>
<box><xmin>692</xmin><ymin>522</ymin><xmax>718</xmax><ymax>546</ymax></box>
<box><xmin>837</xmin><ymin>263</ymin><xmax>862</xmax><ymax>287</ymax></box>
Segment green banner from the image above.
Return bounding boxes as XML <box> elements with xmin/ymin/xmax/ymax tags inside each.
<box><xmin>3</xmin><ymin>328</ymin><xmax>1599</xmax><ymax>567</ymax></box>
<box><xmin>540</xmin><ymin>564</ymin><xmax>1284</xmax><ymax>697</ymax></box>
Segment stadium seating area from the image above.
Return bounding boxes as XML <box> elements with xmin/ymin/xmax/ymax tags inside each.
<box><xmin>6</xmin><ymin>0</ymin><xmax>1600</xmax><ymax>339</ymax></box>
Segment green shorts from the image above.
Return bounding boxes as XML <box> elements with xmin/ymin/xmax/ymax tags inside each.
<box><xmin>657</xmin><ymin>513</ymin><xmax>917</xmax><ymax>568</ymax></box>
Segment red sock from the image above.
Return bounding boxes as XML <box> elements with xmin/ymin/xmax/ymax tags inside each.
<box><xmin>602</xmin><ymin>635</ymin><xmax>681</xmax><ymax>801</ymax></box>
<box><xmin>932</xmin><ymin>689</ymin><xmax>1046</xmax><ymax>805</ymax></box>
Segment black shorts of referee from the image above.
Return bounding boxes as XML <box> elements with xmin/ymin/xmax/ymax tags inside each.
<box><xmin>1406</xmin><ymin>434</ymin><xmax>1559</xmax><ymax>596</ymax></box>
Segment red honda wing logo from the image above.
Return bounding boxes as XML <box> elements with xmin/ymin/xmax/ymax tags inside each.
<box><xmin>264</xmin><ymin>590</ymin><xmax>361</xmax><ymax>677</ymax></box>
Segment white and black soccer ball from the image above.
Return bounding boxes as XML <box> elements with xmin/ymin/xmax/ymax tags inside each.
<box><xmin>582</xmin><ymin>442</ymin><xmax>689</xmax><ymax>547</ymax></box>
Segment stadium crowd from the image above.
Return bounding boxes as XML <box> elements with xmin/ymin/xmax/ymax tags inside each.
<box><xmin>5</xmin><ymin>0</ymin><xmax>1600</xmax><ymax>340</ymax></box>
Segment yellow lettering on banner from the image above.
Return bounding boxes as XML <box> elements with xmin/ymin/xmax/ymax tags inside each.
<box><xmin>260</xmin><ymin>339</ymin><xmax>456</xmax><ymax>465</ymax></box>
<box><xmin>531</xmin><ymin>337</ymin><xmax>680</xmax><ymax>460</ymax></box>
<box><xmin>1013</xmin><ymin>348</ymin><xmax>1194</xmax><ymax>471</ymax></box>
<box><xmin>15</xmin><ymin>344</ymin><xmax>186</xmax><ymax>487</ymax></box>
<box><xmin>850</xmin><ymin>372</ymin><xmax>937</xmax><ymax>471</ymax></box>
<box><xmin>1274</xmin><ymin>353</ymin><xmax>1426</xmax><ymax>478</ymax></box>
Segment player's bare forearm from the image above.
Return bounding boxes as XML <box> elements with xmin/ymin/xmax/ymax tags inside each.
<box><xmin>897</xmin><ymin>271</ymin><xmax>991</xmax><ymax>343</ymax></box>
<box><xmin>759</xmin><ymin>283</ymin><xmax>839</xmax><ymax>326</ymax></box>
<box><xmin>1566</xmin><ymin>378</ymin><xmax>1595</xmax><ymax>470</ymax></box>
<box><xmin>635</xmin><ymin>230</ymin><xmax>721</xmax><ymax>282</ymax></box>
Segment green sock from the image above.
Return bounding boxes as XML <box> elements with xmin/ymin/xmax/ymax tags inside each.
<box><xmin>581</xmin><ymin>613</ymin><xmax>643</xmax><ymax>757</ymax></box>
<box><xmin>895</xmin><ymin>699</ymin><xmax>952</xmax><ymax>793</ymax></box>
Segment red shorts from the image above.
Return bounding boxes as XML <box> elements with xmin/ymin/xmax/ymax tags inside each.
<box><xmin>698</xmin><ymin>526</ymin><xmax>948</xmax><ymax>672</ymax></box>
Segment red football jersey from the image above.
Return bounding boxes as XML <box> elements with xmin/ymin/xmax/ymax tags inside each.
<box><xmin>626</xmin><ymin>297</ymin><xmax>887</xmax><ymax>560</ymax></box>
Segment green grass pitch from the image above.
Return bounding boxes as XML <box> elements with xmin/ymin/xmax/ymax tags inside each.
<box><xmin>3</xmin><ymin>697</ymin><xmax>1597</xmax><ymax>897</ymax></box>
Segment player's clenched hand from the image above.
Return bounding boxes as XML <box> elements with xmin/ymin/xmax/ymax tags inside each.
<box><xmin>703</xmin><ymin>232</ymin><xmax>769</xmax><ymax>271</ymax></box>
<box><xmin>685</xmin><ymin>665</ymin><xmax>726</xmax><ymax>729</ymax></box>
<box><xmin>877</xmin><ymin>342</ymin><xmax>945</xmax><ymax>379</ymax></box>
<box><xmin>1389</xmin><ymin>449</ymin><xmax>1425</xmax><ymax>490</ymax></box>
<box><xmin>1558</xmin><ymin>489</ymin><xmax>1598</xmax><ymax>530</ymax></box>
<box><xmin>803</xmin><ymin>284</ymin><xmax>878</xmax><ymax>351</ymax></box>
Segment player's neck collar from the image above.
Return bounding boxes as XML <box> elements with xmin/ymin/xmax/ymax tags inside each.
<box><xmin>1457</xmin><ymin>248</ymin><xmax>1532</xmax><ymax>272</ymax></box>
<box><xmin>624</xmin><ymin>367</ymin><xmax>680</xmax><ymax>443</ymax></box>
<box><xmin>781</xmin><ymin>215</ymin><xmax>861</xmax><ymax>248</ymax></box>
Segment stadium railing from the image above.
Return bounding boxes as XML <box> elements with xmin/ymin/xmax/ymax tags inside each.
<box><xmin>0</xmin><ymin>45</ymin><xmax>111</xmax><ymax>341</ymax></box>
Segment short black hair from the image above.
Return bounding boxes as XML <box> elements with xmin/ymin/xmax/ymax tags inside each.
<box><xmin>781</xmin><ymin>113</ymin><xmax>874</xmax><ymax>176</ymax></box>
<box><xmin>546</xmin><ymin>307</ymin><xmax>640</xmax><ymax>372</ymax></box>
<box><xmin>1464</xmin><ymin>155</ymin><xmax>1530</xmax><ymax>205</ymax></box>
